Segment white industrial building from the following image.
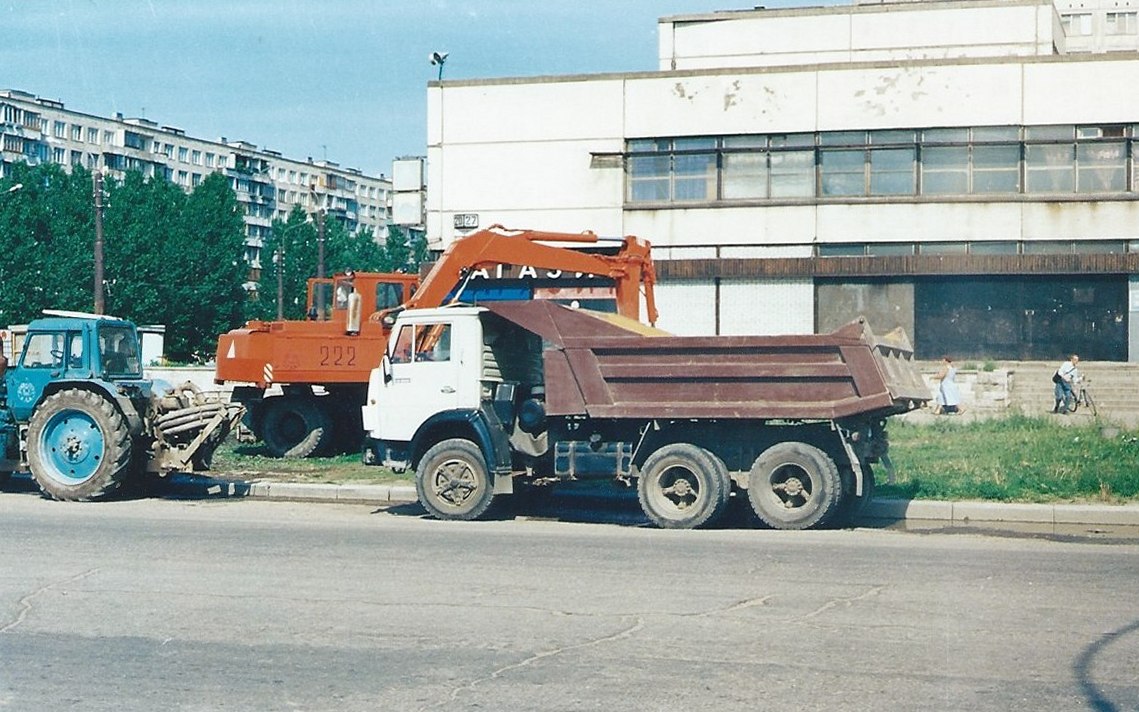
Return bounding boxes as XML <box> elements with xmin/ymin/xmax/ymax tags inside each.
<box><xmin>426</xmin><ymin>0</ymin><xmax>1139</xmax><ymax>361</ymax></box>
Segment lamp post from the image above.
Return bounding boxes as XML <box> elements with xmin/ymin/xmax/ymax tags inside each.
<box><xmin>93</xmin><ymin>170</ymin><xmax>105</xmax><ymax>315</ymax></box>
<box><xmin>275</xmin><ymin>242</ymin><xmax>286</xmax><ymax>320</ymax></box>
<box><xmin>273</xmin><ymin>219</ymin><xmax>312</xmax><ymax>320</ymax></box>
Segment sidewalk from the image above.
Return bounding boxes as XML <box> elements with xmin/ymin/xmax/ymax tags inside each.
<box><xmin>159</xmin><ymin>474</ymin><xmax>1139</xmax><ymax>534</ymax></box>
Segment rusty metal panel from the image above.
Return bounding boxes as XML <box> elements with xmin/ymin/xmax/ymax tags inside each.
<box><xmin>542</xmin><ymin>350</ymin><xmax>587</xmax><ymax>416</ymax></box>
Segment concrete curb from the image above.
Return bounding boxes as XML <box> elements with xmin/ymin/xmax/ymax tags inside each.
<box><xmin>163</xmin><ymin>475</ymin><xmax>1139</xmax><ymax>528</ymax></box>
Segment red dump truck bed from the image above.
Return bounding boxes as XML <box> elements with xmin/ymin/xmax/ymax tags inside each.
<box><xmin>483</xmin><ymin>300</ymin><xmax>929</xmax><ymax>421</ymax></box>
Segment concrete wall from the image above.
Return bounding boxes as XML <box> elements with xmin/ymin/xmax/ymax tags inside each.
<box><xmin>817</xmin><ymin>281</ymin><xmax>915</xmax><ymax>338</ymax></box>
<box><xmin>659</xmin><ymin>0</ymin><xmax>1058</xmax><ymax>71</ymax></box>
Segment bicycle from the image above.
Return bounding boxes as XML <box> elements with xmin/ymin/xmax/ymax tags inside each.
<box><xmin>1069</xmin><ymin>376</ymin><xmax>1097</xmax><ymax>417</ymax></box>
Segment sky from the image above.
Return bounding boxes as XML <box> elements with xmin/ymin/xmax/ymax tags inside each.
<box><xmin>0</xmin><ymin>0</ymin><xmax>801</xmax><ymax>178</ymax></box>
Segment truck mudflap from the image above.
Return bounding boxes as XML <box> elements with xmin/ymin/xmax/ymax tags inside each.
<box><xmin>147</xmin><ymin>382</ymin><xmax>244</xmax><ymax>473</ymax></box>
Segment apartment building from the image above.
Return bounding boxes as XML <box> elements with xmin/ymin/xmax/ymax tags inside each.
<box><xmin>425</xmin><ymin>0</ymin><xmax>1139</xmax><ymax>361</ymax></box>
<box><xmin>0</xmin><ymin>89</ymin><xmax>391</xmax><ymax>286</ymax></box>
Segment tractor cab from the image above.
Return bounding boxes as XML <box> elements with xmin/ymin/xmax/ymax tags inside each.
<box><xmin>3</xmin><ymin>312</ymin><xmax>146</xmax><ymax>422</ymax></box>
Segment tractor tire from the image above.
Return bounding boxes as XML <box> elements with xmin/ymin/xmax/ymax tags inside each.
<box><xmin>747</xmin><ymin>441</ymin><xmax>843</xmax><ymax>531</ymax></box>
<box><xmin>637</xmin><ymin>443</ymin><xmax>731</xmax><ymax>529</ymax></box>
<box><xmin>27</xmin><ymin>388</ymin><xmax>134</xmax><ymax>501</ymax></box>
<box><xmin>260</xmin><ymin>397</ymin><xmax>334</xmax><ymax>458</ymax></box>
<box><xmin>416</xmin><ymin>438</ymin><xmax>496</xmax><ymax>521</ymax></box>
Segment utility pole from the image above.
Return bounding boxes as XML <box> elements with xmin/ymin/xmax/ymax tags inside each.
<box><xmin>317</xmin><ymin>208</ymin><xmax>326</xmax><ymax>280</ymax></box>
<box><xmin>93</xmin><ymin>170</ymin><xmax>105</xmax><ymax>315</ymax></box>
<box><xmin>276</xmin><ymin>243</ymin><xmax>285</xmax><ymax>320</ymax></box>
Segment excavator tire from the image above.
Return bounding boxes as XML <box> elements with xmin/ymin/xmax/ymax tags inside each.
<box><xmin>27</xmin><ymin>388</ymin><xmax>133</xmax><ymax>501</ymax></box>
<box><xmin>260</xmin><ymin>396</ymin><xmax>333</xmax><ymax>458</ymax></box>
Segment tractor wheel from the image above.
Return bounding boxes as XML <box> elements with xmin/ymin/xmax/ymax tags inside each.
<box><xmin>637</xmin><ymin>443</ymin><xmax>731</xmax><ymax>529</ymax></box>
<box><xmin>416</xmin><ymin>438</ymin><xmax>496</xmax><ymax>521</ymax></box>
<box><xmin>260</xmin><ymin>397</ymin><xmax>333</xmax><ymax>458</ymax></box>
<box><xmin>27</xmin><ymin>389</ymin><xmax>133</xmax><ymax>501</ymax></box>
<box><xmin>747</xmin><ymin>441</ymin><xmax>842</xmax><ymax>531</ymax></box>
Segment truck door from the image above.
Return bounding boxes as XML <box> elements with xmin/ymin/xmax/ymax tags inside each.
<box><xmin>377</xmin><ymin>319</ymin><xmax>474</xmax><ymax>442</ymax></box>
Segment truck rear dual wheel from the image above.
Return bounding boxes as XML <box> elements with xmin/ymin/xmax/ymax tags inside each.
<box><xmin>748</xmin><ymin>442</ymin><xmax>842</xmax><ymax>530</ymax></box>
<box><xmin>27</xmin><ymin>389</ymin><xmax>133</xmax><ymax>501</ymax></box>
<box><xmin>637</xmin><ymin>443</ymin><xmax>731</xmax><ymax>529</ymax></box>
<box><xmin>416</xmin><ymin>438</ymin><xmax>496</xmax><ymax>521</ymax></box>
<box><xmin>260</xmin><ymin>397</ymin><xmax>334</xmax><ymax>458</ymax></box>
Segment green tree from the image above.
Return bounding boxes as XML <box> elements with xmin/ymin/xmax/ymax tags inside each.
<box><xmin>164</xmin><ymin>172</ymin><xmax>248</xmax><ymax>360</ymax></box>
<box><xmin>0</xmin><ymin>164</ymin><xmax>249</xmax><ymax>361</ymax></box>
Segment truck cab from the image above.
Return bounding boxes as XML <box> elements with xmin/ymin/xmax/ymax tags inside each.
<box><xmin>362</xmin><ymin>306</ymin><xmax>489</xmax><ymax>463</ymax></box>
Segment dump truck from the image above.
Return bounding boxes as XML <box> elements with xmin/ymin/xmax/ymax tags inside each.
<box><xmin>0</xmin><ymin>311</ymin><xmax>242</xmax><ymax>501</ymax></box>
<box><xmin>215</xmin><ymin>225</ymin><xmax>657</xmax><ymax>458</ymax></box>
<box><xmin>361</xmin><ymin>301</ymin><xmax>929</xmax><ymax>530</ymax></box>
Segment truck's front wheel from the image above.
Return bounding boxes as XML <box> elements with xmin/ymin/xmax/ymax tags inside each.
<box><xmin>27</xmin><ymin>389</ymin><xmax>133</xmax><ymax>501</ymax></box>
<box><xmin>416</xmin><ymin>439</ymin><xmax>496</xmax><ymax>521</ymax></box>
<box><xmin>637</xmin><ymin>443</ymin><xmax>731</xmax><ymax>529</ymax></box>
<box><xmin>747</xmin><ymin>441</ymin><xmax>842</xmax><ymax>530</ymax></box>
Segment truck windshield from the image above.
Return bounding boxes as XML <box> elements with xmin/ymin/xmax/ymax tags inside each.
<box><xmin>99</xmin><ymin>325</ymin><xmax>142</xmax><ymax>376</ymax></box>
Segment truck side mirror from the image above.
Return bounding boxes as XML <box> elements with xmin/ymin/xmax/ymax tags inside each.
<box><xmin>381</xmin><ymin>353</ymin><xmax>393</xmax><ymax>384</ymax></box>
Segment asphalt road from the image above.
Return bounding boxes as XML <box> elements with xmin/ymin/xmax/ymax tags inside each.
<box><xmin>1</xmin><ymin>494</ymin><xmax>1137</xmax><ymax>712</ymax></box>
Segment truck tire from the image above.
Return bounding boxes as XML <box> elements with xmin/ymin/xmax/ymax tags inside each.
<box><xmin>27</xmin><ymin>389</ymin><xmax>133</xmax><ymax>501</ymax></box>
<box><xmin>416</xmin><ymin>438</ymin><xmax>496</xmax><ymax>521</ymax></box>
<box><xmin>637</xmin><ymin>443</ymin><xmax>731</xmax><ymax>529</ymax></box>
<box><xmin>748</xmin><ymin>442</ymin><xmax>842</xmax><ymax>530</ymax></box>
<box><xmin>260</xmin><ymin>397</ymin><xmax>333</xmax><ymax>458</ymax></box>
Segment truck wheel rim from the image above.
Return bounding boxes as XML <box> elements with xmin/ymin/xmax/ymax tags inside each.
<box><xmin>38</xmin><ymin>410</ymin><xmax>104</xmax><ymax>484</ymax></box>
<box><xmin>430</xmin><ymin>459</ymin><xmax>478</xmax><ymax>507</ymax></box>
<box><xmin>767</xmin><ymin>463</ymin><xmax>813</xmax><ymax>510</ymax></box>
<box><xmin>650</xmin><ymin>465</ymin><xmax>700</xmax><ymax>513</ymax></box>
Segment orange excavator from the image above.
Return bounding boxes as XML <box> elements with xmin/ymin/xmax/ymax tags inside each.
<box><xmin>214</xmin><ymin>225</ymin><xmax>657</xmax><ymax>457</ymax></box>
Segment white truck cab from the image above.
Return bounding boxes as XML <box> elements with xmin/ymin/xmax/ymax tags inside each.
<box><xmin>362</xmin><ymin>306</ymin><xmax>488</xmax><ymax>447</ymax></box>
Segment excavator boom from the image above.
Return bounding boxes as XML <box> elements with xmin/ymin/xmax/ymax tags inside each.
<box><xmin>402</xmin><ymin>224</ymin><xmax>658</xmax><ymax>324</ymax></box>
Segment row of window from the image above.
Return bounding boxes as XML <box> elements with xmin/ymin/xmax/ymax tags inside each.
<box><xmin>817</xmin><ymin>239</ymin><xmax>1135</xmax><ymax>258</ymax></box>
<box><xmin>1061</xmin><ymin>10</ymin><xmax>1138</xmax><ymax>36</ymax></box>
<box><xmin>626</xmin><ymin>125</ymin><xmax>1139</xmax><ymax>204</ymax></box>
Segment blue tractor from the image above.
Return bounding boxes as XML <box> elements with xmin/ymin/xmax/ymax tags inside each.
<box><xmin>0</xmin><ymin>311</ymin><xmax>241</xmax><ymax>501</ymax></box>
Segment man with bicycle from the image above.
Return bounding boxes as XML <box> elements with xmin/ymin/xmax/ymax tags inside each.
<box><xmin>1052</xmin><ymin>353</ymin><xmax>1080</xmax><ymax>414</ymax></box>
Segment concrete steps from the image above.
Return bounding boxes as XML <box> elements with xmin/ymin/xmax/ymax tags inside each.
<box><xmin>915</xmin><ymin>360</ymin><xmax>1139</xmax><ymax>427</ymax></box>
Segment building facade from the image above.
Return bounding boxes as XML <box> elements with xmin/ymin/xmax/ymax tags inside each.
<box><xmin>0</xmin><ymin>89</ymin><xmax>392</xmax><ymax>287</ymax></box>
<box><xmin>425</xmin><ymin>0</ymin><xmax>1139</xmax><ymax>361</ymax></box>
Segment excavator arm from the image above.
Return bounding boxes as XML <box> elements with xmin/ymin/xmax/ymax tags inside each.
<box><xmin>381</xmin><ymin>224</ymin><xmax>658</xmax><ymax>325</ymax></box>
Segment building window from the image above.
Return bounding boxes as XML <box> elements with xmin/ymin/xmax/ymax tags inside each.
<box><xmin>53</xmin><ymin>121</ymin><xmax>66</xmax><ymax>138</ymax></box>
<box><xmin>1105</xmin><ymin>11</ymin><xmax>1137</xmax><ymax>34</ymax></box>
<box><xmin>869</xmin><ymin>130</ymin><xmax>916</xmax><ymax>196</ymax></box>
<box><xmin>192</xmin><ymin>150</ymin><xmax>202</xmax><ymax>165</ymax></box>
<box><xmin>1025</xmin><ymin>125</ymin><xmax>1075</xmax><ymax>193</ymax></box>
<box><xmin>672</xmin><ymin>138</ymin><xmax>716</xmax><ymax>201</ymax></box>
<box><xmin>70</xmin><ymin>124</ymin><xmax>81</xmax><ymax>141</ymax></box>
<box><xmin>87</xmin><ymin>127</ymin><xmax>99</xmax><ymax>144</ymax></box>
<box><xmin>1061</xmin><ymin>12</ymin><xmax>1094</xmax><ymax>36</ymax></box>
<box><xmin>178</xmin><ymin>146</ymin><xmax>188</xmax><ymax>162</ymax></box>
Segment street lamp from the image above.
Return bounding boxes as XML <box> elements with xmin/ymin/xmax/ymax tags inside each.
<box><xmin>430</xmin><ymin>51</ymin><xmax>448</xmax><ymax>81</ymax></box>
